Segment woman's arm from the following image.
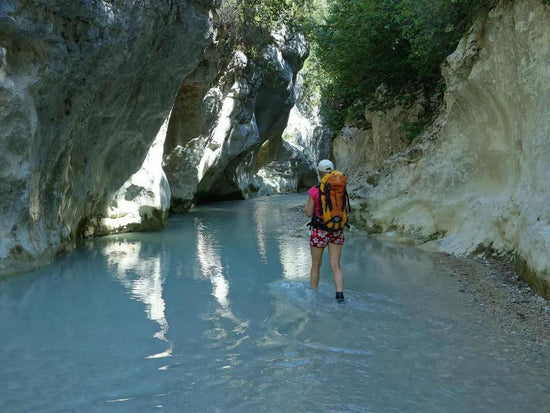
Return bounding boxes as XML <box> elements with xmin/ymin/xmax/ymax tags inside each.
<box><xmin>304</xmin><ymin>196</ymin><xmax>315</xmax><ymax>217</ymax></box>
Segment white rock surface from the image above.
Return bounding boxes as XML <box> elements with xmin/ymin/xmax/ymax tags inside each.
<box><xmin>339</xmin><ymin>0</ymin><xmax>550</xmax><ymax>296</ymax></box>
<box><xmin>98</xmin><ymin>115</ymin><xmax>171</xmax><ymax>235</ymax></box>
<box><xmin>255</xmin><ymin>69</ymin><xmax>332</xmax><ymax>195</ymax></box>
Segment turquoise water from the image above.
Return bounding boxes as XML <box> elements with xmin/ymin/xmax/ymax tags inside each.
<box><xmin>0</xmin><ymin>194</ymin><xmax>549</xmax><ymax>412</ymax></box>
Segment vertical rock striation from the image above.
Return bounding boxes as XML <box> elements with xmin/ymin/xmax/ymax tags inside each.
<box><xmin>0</xmin><ymin>0</ymin><xmax>216</xmax><ymax>276</ymax></box>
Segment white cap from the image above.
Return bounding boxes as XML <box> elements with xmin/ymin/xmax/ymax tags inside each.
<box><xmin>317</xmin><ymin>159</ymin><xmax>334</xmax><ymax>173</ymax></box>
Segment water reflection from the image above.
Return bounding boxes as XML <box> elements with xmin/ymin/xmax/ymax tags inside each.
<box><xmin>251</xmin><ymin>199</ymin><xmax>269</xmax><ymax>264</ymax></box>
<box><xmin>347</xmin><ymin>233</ymin><xmax>440</xmax><ymax>289</ymax></box>
<box><xmin>103</xmin><ymin>240</ymin><xmax>173</xmax><ymax>359</ymax></box>
<box><xmin>279</xmin><ymin>237</ymin><xmax>311</xmax><ymax>281</ymax></box>
<box><xmin>251</xmin><ymin>195</ymin><xmax>311</xmax><ymax>280</ymax></box>
<box><xmin>196</xmin><ymin>220</ymin><xmax>230</xmax><ymax>308</ymax></box>
<box><xmin>195</xmin><ymin>219</ymin><xmax>249</xmax><ymax>338</ymax></box>
<box><xmin>2</xmin><ymin>194</ymin><xmax>550</xmax><ymax>412</ymax></box>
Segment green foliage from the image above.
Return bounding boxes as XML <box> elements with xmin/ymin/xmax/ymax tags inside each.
<box><xmin>309</xmin><ymin>0</ymin><xmax>498</xmax><ymax>130</ymax></box>
<box><xmin>427</xmin><ymin>230</ymin><xmax>447</xmax><ymax>241</ymax></box>
<box><xmin>238</xmin><ymin>0</ymin><xmax>300</xmax><ymax>32</ymax></box>
<box><xmin>215</xmin><ymin>0</ymin><xmax>500</xmax><ymax>135</ymax></box>
<box><xmin>218</xmin><ymin>0</ymin><xmax>309</xmax><ymax>54</ymax></box>
<box><xmin>399</xmin><ymin>119</ymin><xmax>431</xmax><ymax>142</ymax></box>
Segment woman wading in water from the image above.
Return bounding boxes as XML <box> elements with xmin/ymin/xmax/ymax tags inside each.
<box><xmin>304</xmin><ymin>159</ymin><xmax>349</xmax><ymax>302</ymax></box>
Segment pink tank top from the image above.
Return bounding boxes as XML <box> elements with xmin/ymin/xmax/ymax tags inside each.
<box><xmin>308</xmin><ymin>186</ymin><xmax>321</xmax><ymax>217</ymax></box>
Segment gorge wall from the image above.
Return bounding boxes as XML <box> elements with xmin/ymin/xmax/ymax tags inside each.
<box><xmin>0</xmin><ymin>1</ymin><xmax>323</xmax><ymax>278</ymax></box>
<box><xmin>163</xmin><ymin>27</ymin><xmax>321</xmax><ymax>212</ymax></box>
<box><xmin>4</xmin><ymin>0</ymin><xmax>548</xmax><ymax>300</ymax></box>
<box><xmin>337</xmin><ymin>0</ymin><xmax>550</xmax><ymax>298</ymax></box>
<box><xmin>0</xmin><ymin>0</ymin><xmax>217</xmax><ymax>276</ymax></box>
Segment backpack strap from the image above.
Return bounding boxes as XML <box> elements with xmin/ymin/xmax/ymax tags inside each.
<box><xmin>343</xmin><ymin>189</ymin><xmax>351</xmax><ymax>228</ymax></box>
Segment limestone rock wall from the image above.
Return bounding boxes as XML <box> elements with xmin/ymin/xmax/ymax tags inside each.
<box><xmin>163</xmin><ymin>27</ymin><xmax>313</xmax><ymax>211</ymax></box>
<box><xmin>341</xmin><ymin>0</ymin><xmax>550</xmax><ymax>297</ymax></box>
<box><xmin>0</xmin><ymin>0</ymin><xmax>215</xmax><ymax>276</ymax></box>
<box><xmin>333</xmin><ymin>96</ymin><xmax>428</xmax><ymax>175</ymax></box>
<box><xmin>255</xmin><ymin>70</ymin><xmax>332</xmax><ymax>195</ymax></box>
<box><xmin>95</xmin><ymin>115</ymin><xmax>172</xmax><ymax>236</ymax></box>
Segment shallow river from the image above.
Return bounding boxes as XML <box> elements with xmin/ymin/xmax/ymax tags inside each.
<box><xmin>1</xmin><ymin>194</ymin><xmax>549</xmax><ymax>412</ymax></box>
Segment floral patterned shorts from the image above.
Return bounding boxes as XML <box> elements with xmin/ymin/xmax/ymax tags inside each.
<box><xmin>309</xmin><ymin>228</ymin><xmax>345</xmax><ymax>248</ymax></box>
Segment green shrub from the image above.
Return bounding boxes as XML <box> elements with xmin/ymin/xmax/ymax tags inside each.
<box><xmin>400</xmin><ymin>119</ymin><xmax>431</xmax><ymax>142</ymax></box>
<box><xmin>310</xmin><ymin>0</ymin><xmax>498</xmax><ymax>130</ymax></box>
<box><xmin>218</xmin><ymin>0</ymin><xmax>309</xmax><ymax>55</ymax></box>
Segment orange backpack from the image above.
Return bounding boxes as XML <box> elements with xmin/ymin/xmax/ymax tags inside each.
<box><xmin>311</xmin><ymin>171</ymin><xmax>350</xmax><ymax>231</ymax></box>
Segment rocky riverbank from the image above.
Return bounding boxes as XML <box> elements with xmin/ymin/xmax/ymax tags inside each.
<box><xmin>429</xmin><ymin>251</ymin><xmax>550</xmax><ymax>350</ymax></box>
<box><xmin>340</xmin><ymin>0</ymin><xmax>550</xmax><ymax>302</ymax></box>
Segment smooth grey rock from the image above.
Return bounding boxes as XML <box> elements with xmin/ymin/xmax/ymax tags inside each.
<box><xmin>0</xmin><ymin>0</ymin><xmax>214</xmax><ymax>276</ymax></box>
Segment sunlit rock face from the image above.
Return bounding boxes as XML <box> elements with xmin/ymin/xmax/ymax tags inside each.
<box><xmin>94</xmin><ymin>116</ymin><xmax>172</xmax><ymax>236</ymax></box>
<box><xmin>0</xmin><ymin>1</ymin><xmax>215</xmax><ymax>276</ymax></box>
<box><xmin>255</xmin><ymin>71</ymin><xmax>331</xmax><ymax>195</ymax></box>
<box><xmin>163</xmin><ymin>27</ymin><xmax>311</xmax><ymax>210</ymax></box>
<box><xmin>341</xmin><ymin>0</ymin><xmax>550</xmax><ymax>297</ymax></box>
<box><xmin>333</xmin><ymin>95</ymin><xmax>428</xmax><ymax>175</ymax></box>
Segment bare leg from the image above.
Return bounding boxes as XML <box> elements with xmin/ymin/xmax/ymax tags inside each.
<box><xmin>310</xmin><ymin>246</ymin><xmax>324</xmax><ymax>289</ymax></box>
<box><xmin>328</xmin><ymin>242</ymin><xmax>344</xmax><ymax>292</ymax></box>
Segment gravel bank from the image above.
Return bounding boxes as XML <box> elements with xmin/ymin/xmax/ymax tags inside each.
<box><xmin>429</xmin><ymin>251</ymin><xmax>550</xmax><ymax>350</ymax></box>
